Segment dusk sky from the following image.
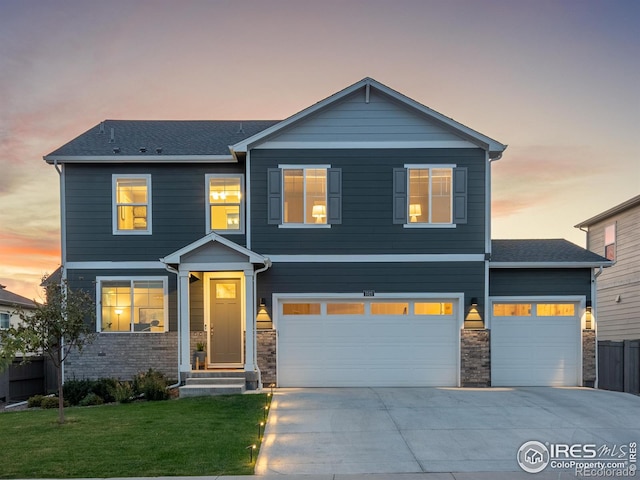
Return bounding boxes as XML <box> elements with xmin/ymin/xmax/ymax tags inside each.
<box><xmin>1</xmin><ymin>0</ymin><xmax>638</xmax><ymax>300</ymax></box>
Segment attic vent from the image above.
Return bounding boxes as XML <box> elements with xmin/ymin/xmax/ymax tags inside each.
<box><xmin>155</xmin><ymin>147</ymin><xmax>163</xmax><ymax>154</ymax></box>
<box><xmin>139</xmin><ymin>147</ymin><xmax>147</xmax><ymax>153</ymax></box>
<box><xmin>113</xmin><ymin>147</ymin><xmax>120</xmax><ymax>154</ymax></box>
<box><xmin>237</xmin><ymin>122</ymin><xmax>244</xmax><ymax>134</ymax></box>
<box><xmin>98</xmin><ymin>122</ymin><xmax>105</xmax><ymax>134</ymax></box>
<box><xmin>109</xmin><ymin>128</ymin><xmax>115</xmax><ymax>143</ymax></box>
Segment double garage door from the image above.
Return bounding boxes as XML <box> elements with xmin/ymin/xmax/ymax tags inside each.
<box><xmin>276</xmin><ymin>296</ymin><xmax>461</xmax><ymax>387</ymax></box>
<box><xmin>491</xmin><ymin>300</ymin><xmax>582</xmax><ymax>387</ymax></box>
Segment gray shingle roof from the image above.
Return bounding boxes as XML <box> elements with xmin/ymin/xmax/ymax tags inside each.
<box><xmin>45</xmin><ymin>120</ymin><xmax>280</xmax><ymax>158</ymax></box>
<box><xmin>491</xmin><ymin>239</ymin><xmax>610</xmax><ymax>265</ymax></box>
<box><xmin>0</xmin><ymin>286</ymin><xmax>37</xmax><ymax>309</ymax></box>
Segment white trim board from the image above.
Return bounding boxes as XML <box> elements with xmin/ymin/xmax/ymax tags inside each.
<box><xmin>257</xmin><ymin>141</ymin><xmax>476</xmax><ymax>150</ymax></box>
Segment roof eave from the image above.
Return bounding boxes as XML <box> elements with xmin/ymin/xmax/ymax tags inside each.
<box><xmin>43</xmin><ymin>155</ymin><xmax>236</xmax><ymax>164</ymax></box>
<box><xmin>490</xmin><ymin>261</ymin><xmax>614</xmax><ymax>269</ymax></box>
<box><xmin>574</xmin><ymin>194</ymin><xmax>640</xmax><ymax>228</ymax></box>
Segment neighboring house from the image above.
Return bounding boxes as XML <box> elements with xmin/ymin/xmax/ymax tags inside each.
<box><xmin>575</xmin><ymin>195</ymin><xmax>640</xmax><ymax>341</ymax></box>
<box><xmin>43</xmin><ymin>77</ymin><xmax>610</xmax><ymax>393</ymax></box>
<box><xmin>0</xmin><ymin>284</ymin><xmax>36</xmax><ymax>329</ymax></box>
<box><xmin>0</xmin><ymin>285</ymin><xmax>39</xmax><ymax>403</ymax></box>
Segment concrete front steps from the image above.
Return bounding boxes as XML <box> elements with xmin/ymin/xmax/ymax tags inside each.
<box><xmin>179</xmin><ymin>371</ymin><xmax>255</xmax><ymax>397</ymax></box>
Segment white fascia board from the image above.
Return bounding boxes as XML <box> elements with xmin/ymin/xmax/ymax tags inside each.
<box><xmin>256</xmin><ymin>141</ymin><xmax>477</xmax><ymax>150</ymax></box>
<box><xmin>266</xmin><ymin>254</ymin><xmax>484</xmax><ymax>263</ymax></box>
<box><xmin>43</xmin><ymin>155</ymin><xmax>235</xmax><ymax>164</ymax></box>
<box><xmin>489</xmin><ymin>262</ymin><xmax>613</xmax><ymax>269</ymax></box>
<box><xmin>161</xmin><ymin>232</ymin><xmax>267</xmax><ymax>265</ymax></box>
<box><xmin>66</xmin><ymin>261</ymin><xmax>166</xmax><ymax>270</ymax></box>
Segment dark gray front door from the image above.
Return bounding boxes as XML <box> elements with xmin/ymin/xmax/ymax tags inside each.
<box><xmin>209</xmin><ymin>279</ymin><xmax>242</xmax><ymax>364</ymax></box>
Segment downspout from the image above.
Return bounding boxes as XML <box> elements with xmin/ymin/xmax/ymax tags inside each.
<box><xmin>163</xmin><ymin>263</ymin><xmax>181</xmax><ymax>390</ymax></box>
<box><xmin>592</xmin><ymin>265</ymin><xmax>603</xmax><ymax>389</ymax></box>
<box><xmin>484</xmin><ymin>151</ymin><xmax>503</xmax><ymax>324</ymax></box>
<box><xmin>253</xmin><ymin>258</ymin><xmax>271</xmax><ymax>390</ymax></box>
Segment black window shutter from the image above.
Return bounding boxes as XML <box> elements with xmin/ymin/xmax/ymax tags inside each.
<box><xmin>267</xmin><ymin>168</ymin><xmax>282</xmax><ymax>225</ymax></box>
<box><xmin>453</xmin><ymin>167</ymin><xmax>468</xmax><ymax>224</ymax></box>
<box><xmin>392</xmin><ymin>168</ymin><xmax>407</xmax><ymax>224</ymax></box>
<box><xmin>327</xmin><ymin>168</ymin><xmax>342</xmax><ymax>224</ymax></box>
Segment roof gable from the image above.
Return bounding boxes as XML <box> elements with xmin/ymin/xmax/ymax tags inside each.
<box><xmin>575</xmin><ymin>194</ymin><xmax>640</xmax><ymax>228</ymax></box>
<box><xmin>160</xmin><ymin>233</ymin><xmax>267</xmax><ymax>266</ymax></box>
<box><xmin>0</xmin><ymin>285</ymin><xmax>37</xmax><ymax>309</ymax></box>
<box><xmin>232</xmin><ymin>77</ymin><xmax>507</xmax><ymax>158</ymax></box>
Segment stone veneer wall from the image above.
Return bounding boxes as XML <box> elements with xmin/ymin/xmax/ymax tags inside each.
<box><xmin>582</xmin><ymin>329</ymin><xmax>596</xmax><ymax>387</ymax></box>
<box><xmin>64</xmin><ymin>332</ymin><xmax>179</xmax><ymax>381</ymax></box>
<box><xmin>460</xmin><ymin>329</ymin><xmax>491</xmax><ymax>387</ymax></box>
<box><xmin>257</xmin><ymin>330</ymin><xmax>277</xmax><ymax>385</ymax></box>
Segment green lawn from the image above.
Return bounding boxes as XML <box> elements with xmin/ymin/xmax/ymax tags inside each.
<box><xmin>0</xmin><ymin>394</ymin><xmax>268</xmax><ymax>478</ymax></box>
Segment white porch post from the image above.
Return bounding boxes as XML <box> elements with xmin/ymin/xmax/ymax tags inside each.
<box><xmin>178</xmin><ymin>270</ymin><xmax>191</xmax><ymax>374</ymax></box>
<box><xmin>244</xmin><ymin>268</ymin><xmax>256</xmax><ymax>372</ymax></box>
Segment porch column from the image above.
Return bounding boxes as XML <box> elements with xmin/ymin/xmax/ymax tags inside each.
<box><xmin>244</xmin><ymin>268</ymin><xmax>256</xmax><ymax>372</ymax></box>
<box><xmin>178</xmin><ymin>270</ymin><xmax>191</xmax><ymax>374</ymax></box>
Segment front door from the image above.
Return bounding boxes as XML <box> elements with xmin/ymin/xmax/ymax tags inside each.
<box><xmin>209</xmin><ymin>279</ymin><xmax>242</xmax><ymax>365</ymax></box>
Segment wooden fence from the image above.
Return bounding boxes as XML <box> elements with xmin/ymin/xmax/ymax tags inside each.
<box><xmin>598</xmin><ymin>340</ymin><xmax>640</xmax><ymax>394</ymax></box>
<box><xmin>0</xmin><ymin>356</ymin><xmax>55</xmax><ymax>403</ymax></box>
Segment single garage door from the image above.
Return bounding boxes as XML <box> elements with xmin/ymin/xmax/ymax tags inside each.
<box><xmin>276</xmin><ymin>296</ymin><xmax>461</xmax><ymax>387</ymax></box>
<box><xmin>491</xmin><ymin>300</ymin><xmax>581</xmax><ymax>386</ymax></box>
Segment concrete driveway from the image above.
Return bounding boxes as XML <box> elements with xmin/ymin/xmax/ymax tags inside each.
<box><xmin>256</xmin><ymin>387</ymin><xmax>640</xmax><ymax>475</ymax></box>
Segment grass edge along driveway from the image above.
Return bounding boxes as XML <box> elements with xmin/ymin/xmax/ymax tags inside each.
<box><xmin>0</xmin><ymin>394</ymin><xmax>268</xmax><ymax>478</ymax></box>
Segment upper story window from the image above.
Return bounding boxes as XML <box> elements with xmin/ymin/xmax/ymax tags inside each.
<box><xmin>267</xmin><ymin>166</ymin><xmax>342</xmax><ymax>227</ymax></box>
<box><xmin>393</xmin><ymin>165</ymin><xmax>467</xmax><ymax>227</ymax></box>
<box><xmin>113</xmin><ymin>175</ymin><xmax>151</xmax><ymax>234</ymax></box>
<box><xmin>604</xmin><ymin>224</ymin><xmax>616</xmax><ymax>261</ymax></box>
<box><xmin>98</xmin><ymin>277</ymin><xmax>167</xmax><ymax>333</ymax></box>
<box><xmin>206</xmin><ymin>174</ymin><xmax>244</xmax><ymax>233</ymax></box>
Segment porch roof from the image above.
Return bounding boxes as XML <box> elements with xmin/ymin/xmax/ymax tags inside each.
<box><xmin>160</xmin><ymin>233</ymin><xmax>269</xmax><ymax>266</ymax></box>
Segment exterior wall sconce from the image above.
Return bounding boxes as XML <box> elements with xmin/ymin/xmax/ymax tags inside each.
<box><xmin>257</xmin><ymin>297</ymin><xmax>272</xmax><ymax>326</ymax></box>
<box><xmin>470</xmin><ymin>297</ymin><xmax>478</xmax><ymax>307</ymax></box>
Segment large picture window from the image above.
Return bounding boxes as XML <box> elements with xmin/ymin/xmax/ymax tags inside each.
<box><xmin>98</xmin><ymin>278</ymin><xmax>167</xmax><ymax>333</ymax></box>
<box><xmin>113</xmin><ymin>175</ymin><xmax>151</xmax><ymax>234</ymax></box>
<box><xmin>206</xmin><ymin>174</ymin><xmax>244</xmax><ymax>233</ymax></box>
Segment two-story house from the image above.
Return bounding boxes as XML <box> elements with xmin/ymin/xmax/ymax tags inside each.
<box><xmin>44</xmin><ymin>78</ymin><xmax>609</xmax><ymax>393</ymax></box>
<box><xmin>575</xmin><ymin>195</ymin><xmax>640</xmax><ymax>392</ymax></box>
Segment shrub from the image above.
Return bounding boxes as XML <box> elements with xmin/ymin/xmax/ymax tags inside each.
<box><xmin>63</xmin><ymin>379</ymin><xmax>95</xmax><ymax>406</ymax></box>
<box><xmin>92</xmin><ymin>378</ymin><xmax>117</xmax><ymax>403</ymax></box>
<box><xmin>133</xmin><ymin>369</ymin><xmax>168</xmax><ymax>401</ymax></box>
<box><xmin>27</xmin><ymin>395</ymin><xmax>44</xmax><ymax>408</ymax></box>
<box><xmin>79</xmin><ymin>392</ymin><xmax>104</xmax><ymax>407</ymax></box>
<box><xmin>111</xmin><ymin>381</ymin><xmax>135</xmax><ymax>404</ymax></box>
<box><xmin>40</xmin><ymin>396</ymin><xmax>62</xmax><ymax>409</ymax></box>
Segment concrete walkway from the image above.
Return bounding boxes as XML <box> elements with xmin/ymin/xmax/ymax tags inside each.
<box><xmin>256</xmin><ymin>387</ymin><xmax>640</xmax><ymax>475</ymax></box>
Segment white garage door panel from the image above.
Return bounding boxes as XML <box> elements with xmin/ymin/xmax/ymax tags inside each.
<box><xmin>491</xmin><ymin>311</ymin><xmax>580</xmax><ymax>387</ymax></box>
<box><xmin>278</xmin><ymin>303</ymin><xmax>459</xmax><ymax>387</ymax></box>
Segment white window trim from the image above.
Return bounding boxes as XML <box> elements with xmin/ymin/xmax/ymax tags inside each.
<box><xmin>205</xmin><ymin>173</ymin><xmax>245</xmax><ymax>235</ymax></box>
<box><xmin>96</xmin><ymin>276</ymin><xmax>169</xmax><ymax>333</ymax></box>
<box><xmin>278</xmin><ymin>164</ymin><xmax>331</xmax><ymax>227</ymax></box>
<box><xmin>404</xmin><ymin>164</ymin><xmax>455</xmax><ymax>227</ymax></box>
<box><xmin>112</xmin><ymin>174</ymin><xmax>152</xmax><ymax>235</ymax></box>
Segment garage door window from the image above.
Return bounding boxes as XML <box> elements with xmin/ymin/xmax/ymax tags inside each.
<box><xmin>536</xmin><ymin>304</ymin><xmax>576</xmax><ymax>316</ymax></box>
<box><xmin>371</xmin><ymin>302</ymin><xmax>408</xmax><ymax>315</ymax></box>
<box><xmin>493</xmin><ymin>304</ymin><xmax>532</xmax><ymax>316</ymax></box>
<box><xmin>327</xmin><ymin>303</ymin><xmax>365</xmax><ymax>315</ymax></box>
<box><xmin>415</xmin><ymin>302</ymin><xmax>453</xmax><ymax>315</ymax></box>
<box><xmin>283</xmin><ymin>303</ymin><xmax>321</xmax><ymax>315</ymax></box>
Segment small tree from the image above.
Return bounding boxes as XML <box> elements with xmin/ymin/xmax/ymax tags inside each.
<box><xmin>0</xmin><ymin>277</ymin><xmax>95</xmax><ymax>423</ymax></box>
